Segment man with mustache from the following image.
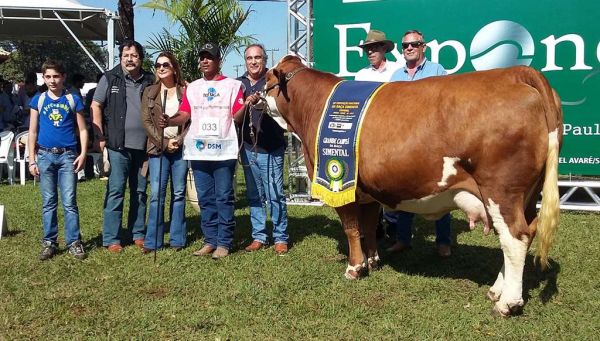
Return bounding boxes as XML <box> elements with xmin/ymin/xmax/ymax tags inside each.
<box><xmin>354</xmin><ymin>29</ymin><xmax>401</xmax><ymax>82</ymax></box>
<box><xmin>91</xmin><ymin>40</ymin><xmax>155</xmax><ymax>253</ymax></box>
<box><xmin>388</xmin><ymin>29</ymin><xmax>451</xmax><ymax>257</ymax></box>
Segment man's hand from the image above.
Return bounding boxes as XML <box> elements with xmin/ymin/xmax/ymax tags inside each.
<box><xmin>245</xmin><ymin>93</ymin><xmax>261</xmax><ymax>106</ymax></box>
<box><xmin>73</xmin><ymin>154</ymin><xmax>86</xmax><ymax>173</ymax></box>
<box><xmin>28</xmin><ymin>163</ymin><xmax>39</xmax><ymax>177</ymax></box>
<box><xmin>166</xmin><ymin>138</ymin><xmax>179</xmax><ymax>153</ymax></box>
<box><xmin>158</xmin><ymin>114</ymin><xmax>170</xmax><ymax>128</ymax></box>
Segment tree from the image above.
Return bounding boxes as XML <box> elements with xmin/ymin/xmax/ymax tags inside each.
<box><xmin>0</xmin><ymin>40</ymin><xmax>106</xmax><ymax>82</ymax></box>
<box><xmin>142</xmin><ymin>0</ymin><xmax>254</xmax><ymax>81</ymax></box>
<box><xmin>118</xmin><ymin>0</ymin><xmax>135</xmax><ymax>40</ymax></box>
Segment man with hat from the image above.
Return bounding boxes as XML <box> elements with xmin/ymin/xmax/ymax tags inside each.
<box><xmin>355</xmin><ymin>29</ymin><xmax>402</xmax><ymax>242</ymax></box>
<box><xmin>355</xmin><ymin>29</ymin><xmax>401</xmax><ymax>82</ymax></box>
<box><xmin>162</xmin><ymin>42</ymin><xmax>245</xmax><ymax>259</ymax></box>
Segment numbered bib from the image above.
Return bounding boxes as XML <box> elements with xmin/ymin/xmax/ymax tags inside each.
<box><xmin>197</xmin><ymin>116</ymin><xmax>220</xmax><ymax>137</ymax></box>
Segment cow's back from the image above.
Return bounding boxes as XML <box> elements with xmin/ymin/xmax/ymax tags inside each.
<box><xmin>357</xmin><ymin>67</ymin><xmax>551</xmax><ymax>205</ymax></box>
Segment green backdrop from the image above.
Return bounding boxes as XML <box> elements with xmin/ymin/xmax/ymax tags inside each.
<box><xmin>313</xmin><ymin>0</ymin><xmax>600</xmax><ymax>175</ymax></box>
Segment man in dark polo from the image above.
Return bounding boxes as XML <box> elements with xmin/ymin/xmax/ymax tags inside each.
<box><xmin>237</xmin><ymin>44</ymin><xmax>290</xmax><ymax>255</ymax></box>
<box><xmin>91</xmin><ymin>40</ymin><xmax>154</xmax><ymax>253</ymax></box>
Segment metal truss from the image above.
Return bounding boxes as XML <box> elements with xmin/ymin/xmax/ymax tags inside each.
<box><xmin>286</xmin><ymin>0</ymin><xmax>319</xmax><ymax>205</ymax></box>
<box><xmin>556</xmin><ymin>180</ymin><xmax>600</xmax><ymax>212</ymax></box>
<box><xmin>287</xmin><ymin>0</ymin><xmax>312</xmax><ymax>64</ymax></box>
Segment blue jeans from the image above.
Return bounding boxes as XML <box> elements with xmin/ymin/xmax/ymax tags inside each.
<box><xmin>102</xmin><ymin>148</ymin><xmax>148</xmax><ymax>246</ymax></box>
<box><xmin>37</xmin><ymin>150</ymin><xmax>81</xmax><ymax>245</ymax></box>
<box><xmin>191</xmin><ymin>159</ymin><xmax>236</xmax><ymax>250</ymax></box>
<box><xmin>144</xmin><ymin>149</ymin><xmax>188</xmax><ymax>249</ymax></box>
<box><xmin>241</xmin><ymin>147</ymin><xmax>289</xmax><ymax>244</ymax></box>
<box><xmin>387</xmin><ymin>210</ymin><xmax>452</xmax><ymax>246</ymax></box>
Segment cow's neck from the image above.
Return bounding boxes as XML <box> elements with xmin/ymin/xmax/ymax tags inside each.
<box><xmin>285</xmin><ymin>71</ymin><xmax>341</xmax><ymax>171</ymax></box>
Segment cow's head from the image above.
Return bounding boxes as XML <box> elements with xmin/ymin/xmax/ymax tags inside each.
<box><xmin>261</xmin><ymin>55</ymin><xmax>307</xmax><ymax>131</ymax></box>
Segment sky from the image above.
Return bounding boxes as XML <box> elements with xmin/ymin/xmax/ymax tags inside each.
<box><xmin>79</xmin><ymin>0</ymin><xmax>288</xmax><ymax>77</ymax></box>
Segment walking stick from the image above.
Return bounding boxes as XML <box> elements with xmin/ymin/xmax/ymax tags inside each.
<box><xmin>154</xmin><ymin>89</ymin><xmax>168</xmax><ymax>263</ymax></box>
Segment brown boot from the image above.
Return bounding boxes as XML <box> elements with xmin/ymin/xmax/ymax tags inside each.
<box><xmin>274</xmin><ymin>243</ymin><xmax>288</xmax><ymax>255</ymax></box>
<box><xmin>385</xmin><ymin>241</ymin><xmax>411</xmax><ymax>254</ymax></box>
<box><xmin>133</xmin><ymin>239</ymin><xmax>145</xmax><ymax>249</ymax></box>
<box><xmin>244</xmin><ymin>240</ymin><xmax>265</xmax><ymax>252</ymax></box>
<box><xmin>437</xmin><ymin>244</ymin><xmax>451</xmax><ymax>258</ymax></box>
<box><xmin>107</xmin><ymin>244</ymin><xmax>123</xmax><ymax>253</ymax></box>
<box><xmin>212</xmin><ymin>247</ymin><xmax>229</xmax><ymax>259</ymax></box>
<box><xmin>192</xmin><ymin>244</ymin><xmax>216</xmax><ymax>256</ymax></box>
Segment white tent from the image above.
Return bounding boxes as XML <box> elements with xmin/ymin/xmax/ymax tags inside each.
<box><xmin>0</xmin><ymin>0</ymin><xmax>123</xmax><ymax>70</ymax></box>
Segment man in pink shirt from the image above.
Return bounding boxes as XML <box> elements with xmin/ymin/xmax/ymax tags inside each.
<box><xmin>163</xmin><ymin>43</ymin><xmax>244</xmax><ymax>259</ymax></box>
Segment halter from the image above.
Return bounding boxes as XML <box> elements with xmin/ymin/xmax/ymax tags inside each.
<box><xmin>262</xmin><ymin>66</ymin><xmax>308</xmax><ymax>95</ymax></box>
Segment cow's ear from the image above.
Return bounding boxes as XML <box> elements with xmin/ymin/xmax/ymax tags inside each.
<box><xmin>272</xmin><ymin>68</ymin><xmax>281</xmax><ymax>81</ymax></box>
<box><xmin>277</xmin><ymin>69</ymin><xmax>287</xmax><ymax>86</ymax></box>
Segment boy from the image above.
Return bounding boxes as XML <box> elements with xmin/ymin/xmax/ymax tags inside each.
<box><xmin>28</xmin><ymin>59</ymin><xmax>88</xmax><ymax>260</ymax></box>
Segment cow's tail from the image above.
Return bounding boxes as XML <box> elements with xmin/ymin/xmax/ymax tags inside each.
<box><xmin>537</xmin><ymin>128</ymin><xmax>559</xmax><ymax>269</ymax></box>
<box><xmin>521</xmin><ymin>67</ymin><xmax>562</xmax><ymax>269</ymax></box>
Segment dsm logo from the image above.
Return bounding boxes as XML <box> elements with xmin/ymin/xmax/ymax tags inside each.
<box><xmin>204</xmin><ymin>87</ymin><xmax>220</xmax><ymax>102</ymax></box>
<box><xmin>195</xmin><ymin>140</ymin><xmax>222</xmax><ymax>151</ymax></box>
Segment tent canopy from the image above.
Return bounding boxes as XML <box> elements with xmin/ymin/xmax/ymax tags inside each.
<box><xmin>0</xmin><ymin>0</ymin><xmax>123</xmax><ymax>41</ymax></box>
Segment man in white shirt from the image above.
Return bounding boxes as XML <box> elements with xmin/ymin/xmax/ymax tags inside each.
<box><xmin>354</xmin><ymin>30</ymin><xmax>401</xmax><ymax>242</ymax></box>
<box><xmin>354</xmin><ymin>30</ymin><xmax>401</xmax><ymax>82</ymax></box>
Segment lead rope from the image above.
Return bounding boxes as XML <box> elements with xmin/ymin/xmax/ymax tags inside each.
<box><xmin>237</xmin><ymin>104</ymin><xmax>260</xmax><ymax>167</ymax></box>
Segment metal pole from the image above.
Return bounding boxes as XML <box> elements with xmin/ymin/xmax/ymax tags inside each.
<box><xmin>107</xmin><ymin>10</ymin><xmax>116</xmax><ymax>70</ymax></box>
<box><xmin>307</xmin><ymin>0</ymin><xmax>312</xmax><ymax>66</ymax></box>
<box><xmin>53</xmin><ymin>10</ymin><xmax>104</xmax><ymax>72</ymax></box>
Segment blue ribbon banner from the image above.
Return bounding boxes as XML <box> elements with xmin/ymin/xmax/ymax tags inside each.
<box><xmin>311</xmin><ymin>80</ymin><xmax>385</xmax><ymax>207</ymax></box>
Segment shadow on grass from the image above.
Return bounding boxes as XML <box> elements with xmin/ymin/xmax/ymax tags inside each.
<box><xmin>0</xmin><ymin>229</ymin><xmax>23</xmax><ymax>237</ymax></box>
<box><xmin>178</xmin><ymin>187</ymin><xmax>343</xmax><ymax>251</ymax></box>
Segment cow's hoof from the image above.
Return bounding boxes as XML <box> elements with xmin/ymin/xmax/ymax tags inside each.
<box><xmin>486</xmin><ymin>289</ymin><xmax>501</xmax><ymax>302</ymax></box>
<box><xmin>344</xmin><ymin>263</ymin><xmax>367</xmax><ymax>280</ymax></box>
<box><xmin>490</xmin><ymin>306</ymin><xmax>509</xmax><ymax>318</ymax></box>
<box><xmin>367</xmin><ymin>255</ymin><xmax>381</xmax><ymax>272</ymax></box>
<box><xmin>491</xmin><ymin>300</ymin><xmax>524</xmax><ymax>317</ymax></box>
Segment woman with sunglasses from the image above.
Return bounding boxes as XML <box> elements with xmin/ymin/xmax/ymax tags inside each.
<box><xmin>140</xmin><ymin>51</ymin><xmax>190</xmax><ymax>253</ymax></box>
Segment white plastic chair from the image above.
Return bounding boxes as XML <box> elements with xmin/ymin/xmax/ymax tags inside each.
<box><xmin>14</xmin><ymin>131</ymin><xmax>32</xmax><ymax>185</ymax></box>
<box><xmin>0</xmin><ymin>131</ymin><xmax>15</xmax><ymax>185</ymax></box>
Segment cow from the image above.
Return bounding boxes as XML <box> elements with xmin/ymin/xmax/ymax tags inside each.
<box><xmin>259</xmin><ymin>55</ymin><xmax>563</xmax><ymax>316</ymax></box>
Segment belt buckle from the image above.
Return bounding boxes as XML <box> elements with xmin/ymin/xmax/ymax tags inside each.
<box><xmin>51</xmin><ymin>147</ymin><xmax>60</xmax><ymax>154</ymax></box>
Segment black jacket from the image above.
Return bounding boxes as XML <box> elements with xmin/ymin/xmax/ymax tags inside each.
<box><xmin>238</xmin><ymin>73</ymin><xmax>286</xmax><ymax>152</ymax></box>
<box><xmin>102</xmin><ymin>65</ymin><xmax>154</xmax><ymax>150</ymax></box>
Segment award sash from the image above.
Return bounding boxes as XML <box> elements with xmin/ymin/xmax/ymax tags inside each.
<box><xmin>311</xmin><ymin>80</ymin><xmax>385</xmax><ymax>207</ymax></box>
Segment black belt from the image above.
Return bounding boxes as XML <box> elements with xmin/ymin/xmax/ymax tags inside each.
<box><xmin>38</xmin><ymin>146</ymin><xmax>76</xmax><ymax>154</ymax></box>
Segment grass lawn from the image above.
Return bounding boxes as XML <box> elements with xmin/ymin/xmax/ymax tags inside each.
<box><xmin>0</xmin><ymin>177</ymin><xmax>599</xmax><ymax>339</ymax></box>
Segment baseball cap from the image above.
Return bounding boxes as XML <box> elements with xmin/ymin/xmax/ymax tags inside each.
<box><xmin>198</xmin><ymin>42</ymin><xmax>221</xmax><ymax>59</ymax></box>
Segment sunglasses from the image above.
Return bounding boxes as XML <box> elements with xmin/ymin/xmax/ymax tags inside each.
<box><xmin>401</xmin><ymin>41</ymin><xmax>424</xmax><ymax>49</ymax></box>
<box><xmin>154</xmin><ymin>62</ymin><xmax>172</xmax><ymax>69</ymax></box>
<box><xmin>363</xmin><ymin>42</ymin><xmax>385</xmax><ymax>51</ymax></box>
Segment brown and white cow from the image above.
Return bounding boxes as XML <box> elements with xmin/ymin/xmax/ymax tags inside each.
<box><xmin>261</xmin><ymin>55</ymin><xmax>562</xmax><ymax>316</ymax></box>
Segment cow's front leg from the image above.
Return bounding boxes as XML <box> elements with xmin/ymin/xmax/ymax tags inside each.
<box><xmin>336</xmin><ymin>203</ymin><xmax>367</xmax><ymax>279</ymax></box>
<box><xmin>487</xmin><ymin>265</ymin><xmax>504</xmax><ymax>302</ymax></box>
<box><xmin>487</xmin><ymin>199</ymin><xmax>528</xmax><ymax>316</ymax></box>
<box><xmin>359</xmin><ymin>202</ymin><xmax>382</xmax><ymax>271</ymax></box>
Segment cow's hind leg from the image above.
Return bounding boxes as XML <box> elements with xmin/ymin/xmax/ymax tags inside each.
<box><xmin>359</xmin><ymin>202</ymin><xmax>382</xmax><ymax>271</ymax></box>
<box><xmin>487</xmin><ymin>185</ymin><xmax>541</xmax><ymax>303</ymax></box>
<box><xmin>336</xmin><ymin>203</ymin><xmax>367</xmax><ymax>279</ymax></box>
<box><xmin>486</xmin><ymin>197</ymin><xmax>529</xmax><ymax>316</ymax></box>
